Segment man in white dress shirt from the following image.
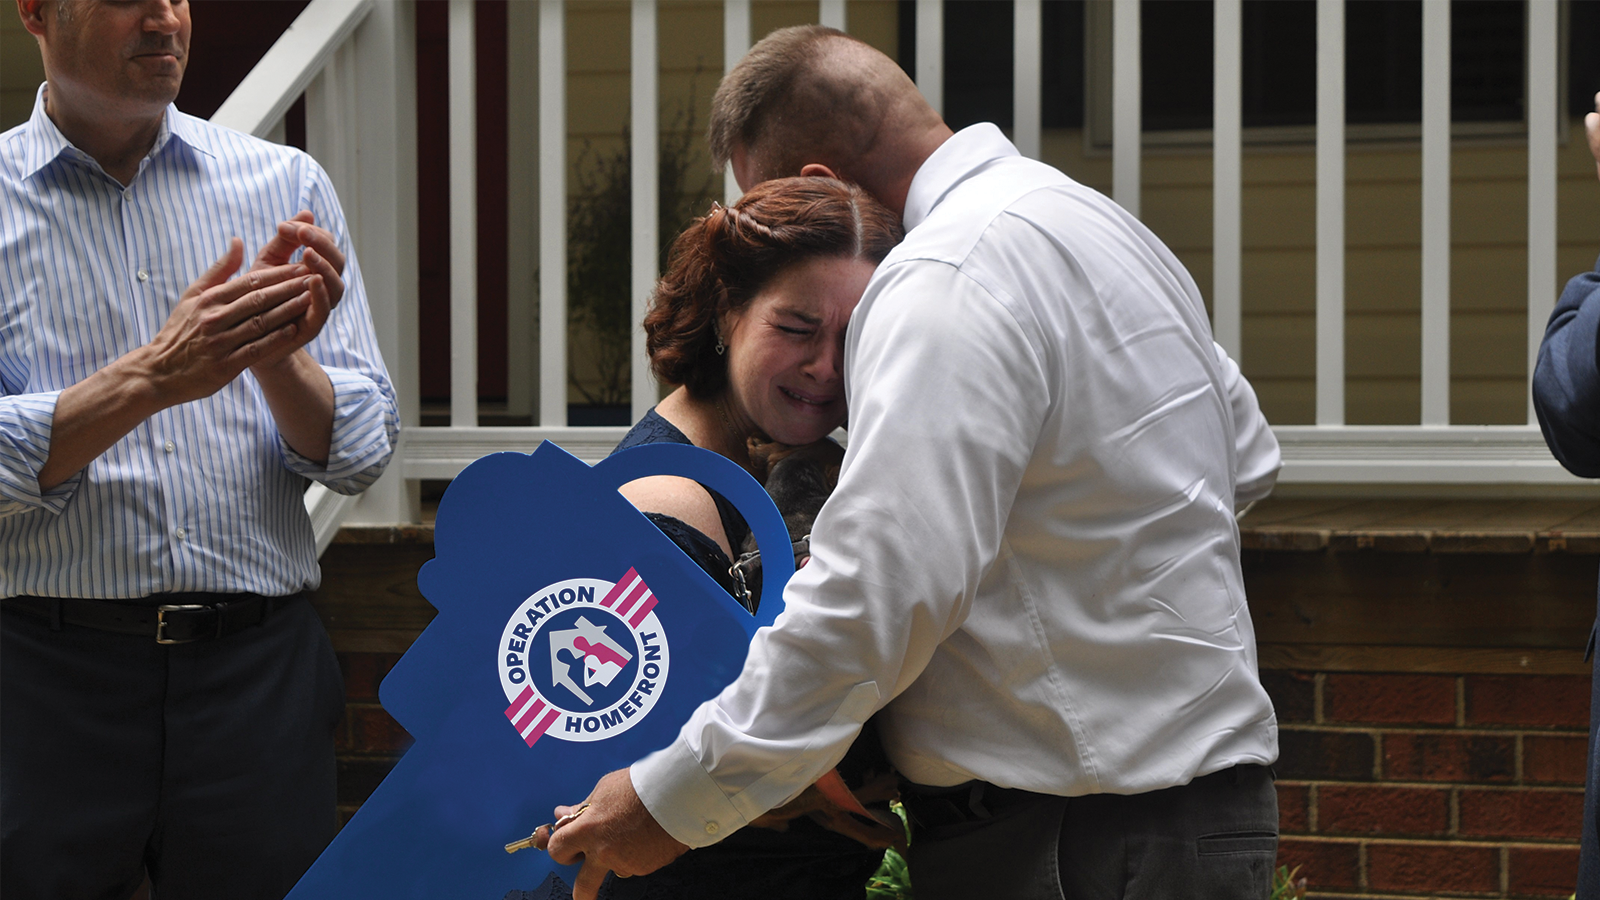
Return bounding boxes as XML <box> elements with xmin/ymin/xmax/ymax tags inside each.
<box><xmin>547</xmin><ymin>26</ymin><xmax>1281</xmax><ymax>899</ymax></box>
<box><xmin>1</xmin><ymin>2</ymin><xmax>396</xmax><ymax>897</ymax></box>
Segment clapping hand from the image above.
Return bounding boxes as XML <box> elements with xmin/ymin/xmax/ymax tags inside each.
<box><xmin>248</xmin><ymin>210</ymin><xmax>347</xmax><ymax>371</ymax></box>
<box><xmin>141</xmin><ymin>238</ymin><xmax>315</xmax><ymax>406</ymax></box>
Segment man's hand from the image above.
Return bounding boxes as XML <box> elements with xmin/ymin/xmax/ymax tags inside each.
<box><xmin>248</xmin><ymin>211</ymin><xmax>346</xmax><ymax>372</ymax></box>
<box><xmin>1587</xmin><ymin>91</ymin><xmax>1600</xmax><ymax>184</ymax></box>
<box><xmin>543</xmin><ymin>768</ymin><xmax>690</xmax><ymax>900</ymax></box>
<box><xmin>136</xmin><ymin>238</ymin><xmax>313</xmax><ymax>407</ymax></box>
<box><xmin>37</xmin><ymin>238</ymin><xmax>313</xmax><ymax>491</ymax></box>
<box><xmin>245</xmin><ymin>213</ymin><xmax>345</xmax><ymax>462</ymax></box>
<box><xmin>253</xmin><ymin>210</ymin><xmax>346</xmax><ymax>308</ymax></box>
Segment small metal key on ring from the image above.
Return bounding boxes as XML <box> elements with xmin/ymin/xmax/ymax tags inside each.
<box><xmin>505</xmin><ymin>802</ymin><xmax>591</xmax><ymax>854</ymax></box>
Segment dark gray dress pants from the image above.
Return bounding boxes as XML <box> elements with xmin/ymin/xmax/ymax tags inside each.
<box><xmin>1</xmin><ymin>598</ymin><xmax>344</xmax><ymax>900</ymax></box>
<box><xmin>908</xmin><ymin>764</ymin><xmax>1279</xmax><ymax>900</ymax></box>
<box><xmin>1578</xmin><ymin>616</ymin><xmax>1599</xmax><ymax>899</ymax></box>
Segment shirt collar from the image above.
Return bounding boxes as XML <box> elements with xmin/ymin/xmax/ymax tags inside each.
<box><xmin>162</xmin><ymin>106</ymin><xmax>210</xmax><ymax>159</ymax></box>
<box><xmin>19</xmin><ymin>83</ymin><xmax>206</xmax><ymax>181</ymax></box>
<box><xmin>901</xmin><ymin>123</ymin><xmax>1020</xmax><ymax>232</ymax></box>
<box><xmin>19</xmin><ymin>84</ymin><xmax>75</xmax><ymax>179</ymax></box>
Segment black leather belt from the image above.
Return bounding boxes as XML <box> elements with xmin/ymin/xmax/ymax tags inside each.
<box><xmin>900</xmin><ymin>765</ymin><xmax>1272</xmax><ymax>831</ymax></box>
<box><xmin>3</xmin><ymin>593</ymin><xmax>301</xmax><ymax>644</ymax></box>
<box><xmin>899</xmin><ymin>779</ymin><xmax>1053</xmax><ymax>830</ymax></box>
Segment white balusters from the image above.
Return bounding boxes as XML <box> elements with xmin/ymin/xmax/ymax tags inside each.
<box><xmin>1315</xmin><ymin>0</ymin><xmax>1345</xmax><ymax>426</ymax></box>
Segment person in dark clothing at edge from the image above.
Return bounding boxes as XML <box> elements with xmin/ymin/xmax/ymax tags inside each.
<box><xmin>1532</xmin><ymin>91</ymin><xmax>1600</xmax><ymax>900</ymax></box>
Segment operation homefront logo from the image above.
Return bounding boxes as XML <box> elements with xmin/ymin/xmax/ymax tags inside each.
<box><xmin>498</xmin><ymin>568</ymin><xmax>671</xmax><ymax>747</ymax></box>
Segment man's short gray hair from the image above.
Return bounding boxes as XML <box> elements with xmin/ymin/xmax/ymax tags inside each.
<box><xmin>708</xmin><ymin>25</ymin><xmax>880</xmax><ymax>181</ymax></box>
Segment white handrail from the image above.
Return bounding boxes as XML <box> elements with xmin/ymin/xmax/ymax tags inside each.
<box><xmin>1275</xmin><ymin>426</ymin><xmax>1576</xmax><ymax>484</ymax></box>
<box><xmin>392</xmin><ymin>422</ymin><xmax>1588</xmax><ymax>486</ymax></box>
<box><xmin>210</xmin><ymin>0</ymin><xmax>374</xmax><ymax>139</ymax></box>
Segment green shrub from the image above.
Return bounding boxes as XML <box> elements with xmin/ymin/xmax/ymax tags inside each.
<box><xmin>868</xmin><ymin>810</ymin><xmax>1306</xmax><ymax>900</ymax></box>
<box><xmin>1271</xmin><ymin>864</ymin><xmax>1307</xmax><ymax>900</ymax></box>
<box><xmin>866</xmin><ymin>802</ymin><xmax>912</xmax><ymax>899</ymax></box>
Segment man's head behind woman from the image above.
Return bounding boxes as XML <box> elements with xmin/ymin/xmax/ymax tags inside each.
<box><xmin>646</xmin><ymin>177</ymin><xmax>903</xmax><ymax>402</ymax></box>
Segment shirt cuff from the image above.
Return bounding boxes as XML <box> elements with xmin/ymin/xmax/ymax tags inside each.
<box><xmin>280</xmin><ymin>366</ymin><xmax>398</xmax><ymax>494</ymax></box>
<box><xmin>632</xmin><ymin>737</ymin><xmax>750</xmax><ymax>849</ymax></box>
<box><xmin>0</xmin><ymin>390</ymin><xmax>81</xmax><ymax>516</ymax></box>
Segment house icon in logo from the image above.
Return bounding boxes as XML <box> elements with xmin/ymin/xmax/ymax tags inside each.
<box><xmin>547</xmin><ymin>615</ymin><xmax>633</xmax><ymax>705</ymax></box>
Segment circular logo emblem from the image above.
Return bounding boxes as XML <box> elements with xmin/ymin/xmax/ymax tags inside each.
<box><xmin>498</xmin><ymin>572</ymin><xmax>670</xmax><ymax>745</ymax></box>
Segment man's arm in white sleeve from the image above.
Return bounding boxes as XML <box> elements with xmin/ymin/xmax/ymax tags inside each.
<box><xmin>1213</xmin><ymin>342</ymin><xmax>1279</xmax><ymax>508</ymax></box>
<box><xmin>632</xmin><ymin>261</ymin><xmax>1052</xmax><ymax>846</ymax></box>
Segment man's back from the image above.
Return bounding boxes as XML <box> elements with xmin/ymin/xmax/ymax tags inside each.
<box><xmin>832</xmin><ymin>123</ymin><xmax>1278</xmax><ymax>795</ymax></box>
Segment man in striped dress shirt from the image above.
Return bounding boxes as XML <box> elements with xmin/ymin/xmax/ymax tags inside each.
<box><xmin>1</xmin><ymin>2</ymin><xmax>398</xmax><ymax>897</ymax></box>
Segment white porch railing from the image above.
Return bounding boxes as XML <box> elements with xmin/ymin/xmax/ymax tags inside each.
<box><xmin>210</xmin><ymin>0</ymin><xmax>420</xmax><ymax>550</ymax></box>
<box><xmin>213</xmin><ymin>0</ymin><xmax>1588</xmax><ymax>544</ymax></box>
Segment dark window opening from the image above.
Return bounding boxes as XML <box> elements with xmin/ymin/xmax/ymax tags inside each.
<box><xmin>1567</xmin><ymin>0</ymin><xmax>1599</xmax><ymax>119</ymax></box>
<box><xmin>1145</xmin><ymin>0</ymin><xmax>1527</xmax><ymax>132</ymax></box>
<box><xmin>898</xmin><ymin>0</ymin><xmax>1085</xmax><ymax>133</ymax></box>
<box><xmin>902</xmin><ymin>0</ymin><xmax>1566</xmax><ymax>137</ymax></box>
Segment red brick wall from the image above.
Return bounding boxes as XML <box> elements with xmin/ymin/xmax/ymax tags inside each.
<box><xmin>335</xmin><ymin>652</ymin><xmax>412</xmax><ymax>827</ymax></box>
<box><xmin>1267</xmin><ymin>670</ymin><xmax>1587</xmax><ymax>899</ymax></box>
<box><xmin>330</xmin><ymin>656</ymin><xmax>1589</xmax><ymax>897</ymax></box>
<box><xmin>320</xmin><ymin>517</ymin><xmax>1596</xmax><ymax>898</ymax></box>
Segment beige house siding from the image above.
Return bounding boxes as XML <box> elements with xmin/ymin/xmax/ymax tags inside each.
<box><xmin>1033</xmin><ymin>135</ymin><xmax>1600</xmax><ymax>426</ymax></box>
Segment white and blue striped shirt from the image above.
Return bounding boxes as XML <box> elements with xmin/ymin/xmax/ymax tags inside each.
<box><xmin>0</xmin><ymin>87</ymin><xmax>398</xmax><ymax>599</ymax></box>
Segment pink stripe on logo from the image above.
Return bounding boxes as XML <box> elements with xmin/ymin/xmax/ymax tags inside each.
<box><xmin>615</xmin><ymin>578</ymin><xmax>651</xmax><ymax>618</ymax></box>
<box><xmin>627</xmin><ymin>593</ymin><xmax>658</xmax><ymax>628</ymax></box>
<box><xmin>514</xmin><ymin>697</ymin><xmax>548</xmax><ymax>734</ymax></box>
<box><xmin>600</xmin><ymin>569</ymin><xmax>639</xmax><ymax>608</ymax></box>
<box><xmin>504</xmin><ymin>685</ymin><xmax>535</xmax><ymax>721</ymax></box>
<box><xmin>524</xmin><ymin>707</ymin><xmax>561</xmax><ymax>747</ymax></box>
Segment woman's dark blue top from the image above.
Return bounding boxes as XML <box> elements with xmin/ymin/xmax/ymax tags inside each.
<box><xmin>611</xmin><ymin>409</ymin><xmax>752</xmax><ymax>609</ymax></box>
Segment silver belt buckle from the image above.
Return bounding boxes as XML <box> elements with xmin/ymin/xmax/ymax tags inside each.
<box><xmin>156</xmin><ymin>603</ymin><xmax>209</xmax><ymax>644</ymax></box>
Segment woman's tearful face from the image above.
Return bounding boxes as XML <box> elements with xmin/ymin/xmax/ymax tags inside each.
<box><xmin>721</xmin><ymin>255</ymin><xmax>878</xmax><ymax>447</ymax></box>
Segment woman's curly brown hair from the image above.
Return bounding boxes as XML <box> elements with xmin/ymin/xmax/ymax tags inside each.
<box><xmin>645</xmin><ymin>177</ymin><xmax>903</xmax><ymax>398</ymax></box>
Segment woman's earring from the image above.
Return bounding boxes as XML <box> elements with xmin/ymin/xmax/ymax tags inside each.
<box><xmin>715</xmin><ymin>334</ymin><xmax>726</xmax><ymax>355</ymax></box>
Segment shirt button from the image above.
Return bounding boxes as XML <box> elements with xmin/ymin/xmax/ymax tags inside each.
<box><xmin>704</xmin><ymin>822</ymin><xmax>719</xmax><ymax>835</ymax></box>
<box><xmin>175</xmin><ymin>527</ymin><xmax>187</xmax><ymax>540</ymax></box>
<box><xmin>163</xmin><ymin>440</ymin><xmax>175</xmax><ymax>453</ymax></box>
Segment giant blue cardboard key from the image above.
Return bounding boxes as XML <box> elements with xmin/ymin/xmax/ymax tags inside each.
<box><xmin>286</xmin><ymin>441</ymin><xmax>793</xmax><ymax>898</ymax></box>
